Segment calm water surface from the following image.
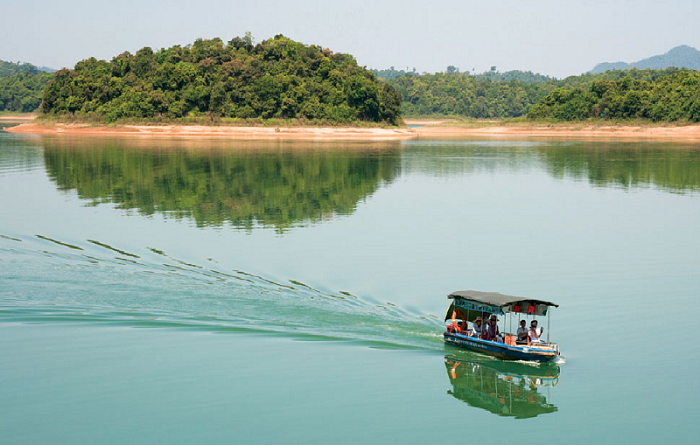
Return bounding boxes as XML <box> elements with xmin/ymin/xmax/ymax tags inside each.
<box><xmin>1</xmin><ymin>123</ymin><xmax>699</xmax><ymax>443</ymax></box>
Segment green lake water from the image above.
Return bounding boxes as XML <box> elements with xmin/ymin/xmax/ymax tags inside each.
<box><xmin>1</xmin><ymin>123</ymin><xmax>699</xmax><ymax>443</ymax></box>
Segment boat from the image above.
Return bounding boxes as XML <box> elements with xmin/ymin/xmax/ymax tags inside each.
<box><xmin>443</xmin><ymin>290</ymin><xmax>560</xmax><ymax>362</ymax></box>
<box><xmin>444</xmin><ymin>355</ymin><xmax>560</xmax><ymax>418</ymax></box>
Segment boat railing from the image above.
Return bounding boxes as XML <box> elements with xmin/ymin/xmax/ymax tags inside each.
<box><xmin>446</xmin><ymin>329</ymin><xmax>558</xmax><ymax>351</ymax></box>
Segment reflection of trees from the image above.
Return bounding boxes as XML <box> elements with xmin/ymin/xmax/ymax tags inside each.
<box><xmin>403</xmin><ymin>141</ymin><xmax>700</xmax><ymax>194</ymax></box>
<box><xmin>42</xmin><ymin>139</ymin><xmax>400</xmax><ymax>230</ymax></box>
<box><xmin>444</xmin><ymin>356</ymin><xmax>559</xmax><ymax>419</ymax></box>
<box><xmin>0</xmin><ymin>125</ymin><xmax>43</xmax><ymax>172</ymax></box>
<box><xmin>540</xmin><ymin>143</ymin><xmax>700</xmax><ymax>193</ymax></box>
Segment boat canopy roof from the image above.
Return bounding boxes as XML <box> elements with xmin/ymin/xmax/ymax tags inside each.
<box><xmin>448</xmin><ymin>290</ymin><xmax>559</xmax><ymax>308</ymax></box>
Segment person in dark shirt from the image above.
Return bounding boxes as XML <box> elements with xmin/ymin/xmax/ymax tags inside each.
<box><xmin>486</xmin><ymin>314</ymin><xmax>503</xmax><ymax>343</ymax></box>
<box><xmin>517</xmin><ymin>320</ymin><xmax>529</xmax><ymax>344</ymax></box>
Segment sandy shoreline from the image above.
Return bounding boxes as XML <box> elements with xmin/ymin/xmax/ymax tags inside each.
<box><xmin>6</xmin><ymin>120</ymin><xmax>700</xmax><ymax>141</ymax></box>
<box><xmin>0</xmin><ymin>115</ymin><xmax>38</xmax><ymax>121</ymax></box>
<box><xmin>5</xmin><ymin>122</ymin><xmax>416</xmax><ymax>140</ymax></box>
<box><xmin>413</xmin><ymin>124</ymin><xmax>700</xmax><ymax>140</ymax></box>
<box><xmin>404</xmin><ymin>118</ymin><xmax>458</xmax><ymax>126</ymax></box>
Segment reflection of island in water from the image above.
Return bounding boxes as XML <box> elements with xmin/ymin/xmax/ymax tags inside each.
<box><xmin>444</xmin><ymin>355</ymin><xmax>559</xmax><ymax>419</ymax></box>
<box><xmin>540</xmin><ymin>142</ymin><xmax>700</xmax><ymax>193</ymax></box>
<box><xmin>402</xmin><ymin>141</ymin><xmax>700</xmax><ymax>194</ymax></box>
<box><xmin>42</xmin><ymin>138</ymin><xmax>401</xmax><ymax>230</ymax></box>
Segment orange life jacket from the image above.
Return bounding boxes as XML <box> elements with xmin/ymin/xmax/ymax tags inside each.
<box><xmin>451</xmin><ymin>310</ymin><xmax>465</xmax><ymax>333</ymax></box>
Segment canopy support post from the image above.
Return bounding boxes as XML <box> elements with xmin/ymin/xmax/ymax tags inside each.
<box><xmin>547</xmin><ymin>307</ymin><xmax>551</xmax><ymax>344</ymax></box>
<box><xmin>509</xmin><ymin>308</ymin><xmax>512</xmax><ymax>340</ymax></box>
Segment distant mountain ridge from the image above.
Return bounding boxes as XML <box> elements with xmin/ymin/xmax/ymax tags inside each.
<box><xmin>591</xmin><ymin>45</ymin><xmax>700</xmax><ymax>74</ymax></box>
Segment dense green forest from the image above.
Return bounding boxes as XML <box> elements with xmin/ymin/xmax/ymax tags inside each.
<box><xmin>40</xmin><ymin>35</ymin><xmax>402</xmax><ymax>125</ymax></box>
<box><xmin>554</xmin><ymin>67</ymin><xmax>685</xmax><ymax>89</ymax></box>
<box><xmin>0</xmin><ymin>71</ymin><xmax>52</xmax><ymax>112</ymax></box>
<box><xmin>527</xmin><ymin>70</ymin><xmax>700</xmax><ymax>122</ymax></box>
<box><xmin>388</xmin><ymin>72</ymin><xmax>554</xmax><ymax>118</ymax></box>
<box><xmin>372</xmin><ymin>66</ymin><xmax>553</xmax><ymax>84</ymax></box>
<box><xmin>43</xmin><ymin>141</ymin><xmax>400</xmax><ymax>230</ymax></box>
<box><xmin>371</xmin><ymin>67</ymin><xmax>419</xmax><ymax>80</ymax></box>
<box><xmin>385</xmin><ymin>67</ymin><xmax>694</xmax><ymax>119</ymax></box>
<box><xmin>5</xmin><ymin>43</ymin><xmax>697</xmax><ymax>122</ymax></box>
<box><xmin>472</xmin><ymin>70</ymin><xmax>553</xmax><ymax>83</ymax></box>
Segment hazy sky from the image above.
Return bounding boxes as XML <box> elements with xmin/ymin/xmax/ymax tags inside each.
<box><xmin>2</xmin><ymin>0</ymin><xmax>700</xmax><ymax>78</ymax></box>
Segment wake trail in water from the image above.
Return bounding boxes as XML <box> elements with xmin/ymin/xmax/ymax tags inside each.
<box><xmin>0</xmin><ymin>233</ymin><xmax>444</xmax><ymax>351</ymax></box>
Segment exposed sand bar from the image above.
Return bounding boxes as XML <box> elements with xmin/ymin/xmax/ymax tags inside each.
<box><xmin>5</xmin><ymin>122</ymin><xmax>416</xmax><ymax>140</ymax></box>
<box><xmin>413</xmin><ymin>124</ymin><xmax>700</xmax><ymax>141</ymax></box>
<box><xmin>0</xmin><ymin>115</ymin><xmax>37</xmax><ymax>121</ymax></box>
<box><xmin>404</xmin><ymin>118</ymin><xmax>457</xmax><ymax>126</ymax></box>
<box><xmin>8</xmin><ymin>120</ymin><xmax>700</xmax><ymax>141</ymax></box>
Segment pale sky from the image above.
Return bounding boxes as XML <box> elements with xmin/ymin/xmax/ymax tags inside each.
<box><xmin>2</xmin><ymin>0</ymin><xmax>699</xmax><ymax>78</ymax></box>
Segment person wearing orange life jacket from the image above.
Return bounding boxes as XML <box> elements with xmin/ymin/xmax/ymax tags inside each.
<box><xmin>529</xmin><ymin>319</ymin><xmax>544</xmax><ymax>344</ymax></box>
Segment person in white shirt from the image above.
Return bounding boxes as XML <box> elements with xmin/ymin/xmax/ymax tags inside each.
<box><xmin>529</xmin><ymin>320</ymin><xmax>545</xmax><ymax>344</ymax></box>
<box><xmin>516</xmin><ymin>320</ymin><xmax>529</xmax><ymax>344</ymax></box>
<box><xmin>470</xmin><ymin>316</ymin><xmax>484</xmax><ymax>338</ymax></box>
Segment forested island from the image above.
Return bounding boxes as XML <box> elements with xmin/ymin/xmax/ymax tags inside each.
<box><xmin>40</xmin><ymin>35</ymin><xmax>402</xmax><ymax>125</ymax></box>
<box><xmin>4</xmin><ymin>38</ymin><xmax>700</xmax><ymax>132</ymax></box>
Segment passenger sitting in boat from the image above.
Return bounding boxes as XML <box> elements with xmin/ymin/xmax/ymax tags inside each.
<box><xmin>470</xmin><ymin>316</ymin><xmax>484</xmax><ymax>338</ymax></box>
<box><xmin>516</xmin><ymin>320</ymin><xmax>529</xmax><ymax>344</ymax></box>
<box><xmin>486</xmin><ymin>314</ymin><xmax>503</xmax><ymax>343</ymax></box>
<box><xmin>529</xmin><ymin>320</ymin><xmax>544</xmax><ymax>344</ymax></box>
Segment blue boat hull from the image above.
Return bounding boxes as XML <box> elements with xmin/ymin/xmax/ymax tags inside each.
<box><xmin>444</xmin><ymin>332</ymin><xmax>559</xmax><ymax>362</ymax></box>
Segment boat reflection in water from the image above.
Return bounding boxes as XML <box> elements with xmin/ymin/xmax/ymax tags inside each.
<box><xmin>444</xmin><ymin>355</ymin><xmax>560</xmax><ymax>419</ymax></box>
